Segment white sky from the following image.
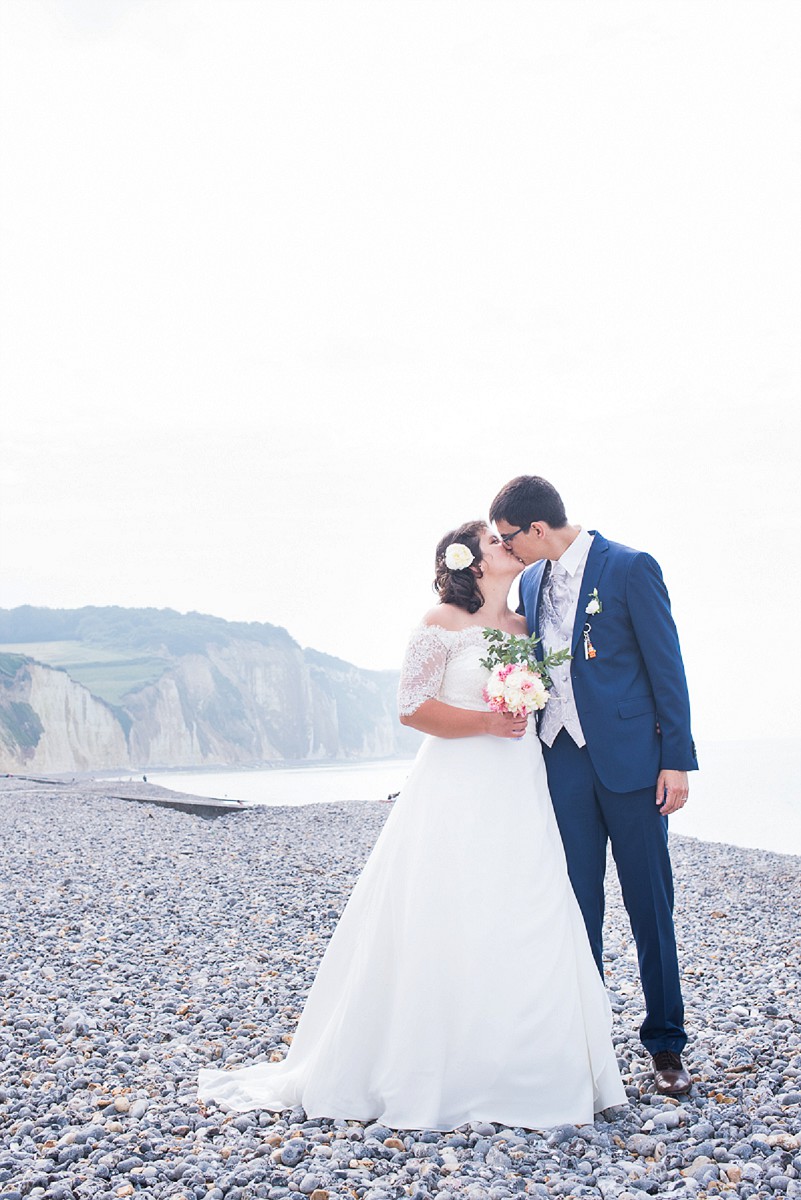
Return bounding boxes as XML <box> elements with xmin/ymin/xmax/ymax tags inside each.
<box><xmin>1</xmin><ymin>0</ymin><xmax>799</xmax><ymax>742</ymax></box>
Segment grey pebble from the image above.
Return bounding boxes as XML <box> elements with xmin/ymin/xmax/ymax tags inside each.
<box><xmin>280</xmin><ymin>1140</ymin><xmax>308</xmax><ymax>1167</ymax></box>
<box><xmin>548</xmin><ymin>1123</ymin><xmax>579</xmax><ymax>1146</ymax></box>
<box><xmin>485</xmin><ymin>1146</ymin><xmax>511</xmax><ymax>1171</ymax></box>
<box><xmin>651</xmin><ymin>1108</ymin><xmax>681</xmax><ymax>1129</ymax></box>
<box><xmin>2</xmin><ymin>785</ymin><xmax>801</xmax><ymax>1200</ymax></box>
<box><xmin>627</xmin><ymin>1134</ymin><xmax>657</xmax><ymax>1157</ymax></box>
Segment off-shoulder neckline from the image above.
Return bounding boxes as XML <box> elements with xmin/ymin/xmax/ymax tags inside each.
<box><xmin>417</xmin><ymin>622</ymin><xmax>492</xmax><ymax>635</ymax></box>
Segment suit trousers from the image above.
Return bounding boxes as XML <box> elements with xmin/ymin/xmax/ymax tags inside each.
<box><xmin>541</xmin><ymin>729</ymin><xmax>687</xmax><ymax>1055</ymax></box>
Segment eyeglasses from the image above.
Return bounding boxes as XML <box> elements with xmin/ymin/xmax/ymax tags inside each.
<box><xmin>499</xmin><ymin>526</ymin><xmax>530</xmax><ymax>544</ymax></box>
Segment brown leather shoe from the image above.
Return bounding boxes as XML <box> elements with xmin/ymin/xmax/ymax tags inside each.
<box><xmin>652</xmin><ymin>1050</ymin><xmax>691</xmax><ymax>1095</ymax></box>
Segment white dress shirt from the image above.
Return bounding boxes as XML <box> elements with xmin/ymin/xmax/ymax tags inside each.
<box><xmin>538</xmin><ymin>528</ymin><xmax>594</xmax><ymax>749</ymax></box>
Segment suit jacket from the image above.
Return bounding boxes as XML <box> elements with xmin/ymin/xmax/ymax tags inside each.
<box><xmin>518</xmin><ymin>532</ymin><xmax>698</xmax><ymax>794</ymax></box>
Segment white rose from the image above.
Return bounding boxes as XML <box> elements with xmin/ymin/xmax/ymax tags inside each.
<box><xmin>585</xmin><ymin>598</ymin><xmax>601</xmax><ymax>615</ymax></box>
<box><xmin>503</xmin><ymin>676</ymin><xmax>527</xmax><ymax>711</ymax></box>
<box><xmin>444</xmin><ymin>543</ymin><xmax>475</xmax><ymax>570</ymax></box>
<box><xmin>485</xmin><ymin>673</ymin><xmax>506</xmax><ymax>700</ymax></box>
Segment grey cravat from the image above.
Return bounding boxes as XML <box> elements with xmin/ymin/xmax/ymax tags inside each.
<box><xmin>540</xmin><ymin>561</ymin><xmax>571</xmax><ymax>632</ymax></box>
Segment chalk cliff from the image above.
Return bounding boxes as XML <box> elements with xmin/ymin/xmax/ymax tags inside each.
<box><xmin>0</xmin><ymin>655</ymin><xmax>130</xmax><ymax>772</ymax></box>
<box><xmin>0</xmin><ymin>607</ymin><xmax>418</xmax><ymax>773</ymax></box>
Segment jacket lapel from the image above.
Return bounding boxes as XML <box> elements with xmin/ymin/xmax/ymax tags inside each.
<box><xmin>532</xmin><ymin>561</ymin><xmax>549</xmax><ymax>640</ymax></box>
<box><xmin>519</xmin><ymin>561</ymin><xmax>548</xmax><ymax>643</ymax></box>
<box><xmin>571</xmin><ymin>531</ymin><xmax>609</xmax><ymax>655</ymax></box>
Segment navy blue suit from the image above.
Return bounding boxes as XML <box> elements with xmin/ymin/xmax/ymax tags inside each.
<box><xmin>519</xmin><ymin>533</ymin><xmax>697</xmax><ymax>1054</ymax></box>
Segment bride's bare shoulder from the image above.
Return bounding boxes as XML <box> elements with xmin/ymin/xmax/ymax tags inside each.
<box><xmin>420</xmin><ymin>604</ymin><xmax>471</xmax><ymax>631</ymax></box>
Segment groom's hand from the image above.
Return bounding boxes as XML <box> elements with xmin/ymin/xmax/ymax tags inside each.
<box><xmin>656</xmin><ymin>769</ymin><xmax>688</xmax><ymax>815</ymax></box>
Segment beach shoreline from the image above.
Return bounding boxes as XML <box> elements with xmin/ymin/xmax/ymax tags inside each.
<box><xmin>1</xmin><ymin>779</ymin><xmax>799</xmax><ymax>1198</ymax></box>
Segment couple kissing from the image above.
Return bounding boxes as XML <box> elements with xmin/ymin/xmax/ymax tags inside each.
<box><xmin>199</xmin><ymin>473</ymin><xmax>697</xmax><ymax>1131</ymax></box>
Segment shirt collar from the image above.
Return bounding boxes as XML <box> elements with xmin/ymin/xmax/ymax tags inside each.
<box><xmin>557</xmin><ymin>527</ymin><xmax>594</xmax><ymax>578</ymax></box>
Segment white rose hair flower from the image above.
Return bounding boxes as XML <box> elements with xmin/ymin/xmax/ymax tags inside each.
<box><xmin>444</xmin><ymin>543</ymin><xmax>475</xmax><ymax>571</ymax></box>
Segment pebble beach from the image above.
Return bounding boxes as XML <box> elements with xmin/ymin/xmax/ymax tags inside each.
<box><xmin>1</xmin><ymin>777</ymin><xmax>800</xmax><ymax>1200</ymax></box>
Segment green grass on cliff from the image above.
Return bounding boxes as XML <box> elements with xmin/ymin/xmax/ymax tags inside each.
<box><xmin>0</xmin><ymin>608</ymin><xmax>298</xmax><ymax>708</ymax></box>
<box><xmin>0</xmin><ymin>641</ymin><xmax>168</xmax><ymax>706</ymax></box>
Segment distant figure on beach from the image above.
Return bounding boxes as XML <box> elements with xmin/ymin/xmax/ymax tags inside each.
<box><xmin>198</xmin><ymin>521</ymin><xmax>626</xmax><ymax>1130</ymax></box>
<box><xmin>490</xmin><ymin>475</ymin><xmax>698</xmax><ymax>1096</ymax></box>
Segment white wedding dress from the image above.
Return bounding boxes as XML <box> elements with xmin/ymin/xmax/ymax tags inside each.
<box><xmin>198</xmin><ymin>624</ymin><xmax>626</xmax><ymax>1130</ymax></box>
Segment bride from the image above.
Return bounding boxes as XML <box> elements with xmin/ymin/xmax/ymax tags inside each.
<box><xmin>198</xmin><ymin>520</ymin><xmax>626</xmax><ymax>1130</ymax></box>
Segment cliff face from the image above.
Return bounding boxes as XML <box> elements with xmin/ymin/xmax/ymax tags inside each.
<box><xmin>118</xmin><ymin>642</ymin><xmax>405</xmax><ymax>768</ymax></box>
<box><xmin>0</xmin><ymin>608</ymin><xmax>418</xmax><ymax>773</ymax></box>
<box><xmin>0</xmin><ymin>656</ymin><xmax>129</xmax><ymax>772</ymax></box>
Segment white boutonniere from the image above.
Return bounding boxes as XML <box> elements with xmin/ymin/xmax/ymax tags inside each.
<box><xmin>585</xmin><ymin>587</ymin><xmax>602</xmax><ymax>615</ymax></box>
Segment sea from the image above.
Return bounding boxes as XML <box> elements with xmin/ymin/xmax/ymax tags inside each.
<box><xmin>133</xmin><ymin>739</ymin><xmax>801</xmax><ymax>858</ymax></box>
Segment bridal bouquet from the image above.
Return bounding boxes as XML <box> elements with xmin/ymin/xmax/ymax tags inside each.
<box><xmin>480</xmin><ymin>629</ymin><xmax>571</xmax><ymax>717</ymax></box>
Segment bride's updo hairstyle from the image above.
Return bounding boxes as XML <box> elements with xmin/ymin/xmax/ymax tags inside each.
<box><xmin>433</xmin><ymin>520</ymin><xmax>486</xmax><ymax>614</ymax></box>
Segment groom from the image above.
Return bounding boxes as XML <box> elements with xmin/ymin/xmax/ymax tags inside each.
<box><xmin>490</xmin><ymin>475</ymin><xmax>698</xmax><ymax>1096</ymax></box>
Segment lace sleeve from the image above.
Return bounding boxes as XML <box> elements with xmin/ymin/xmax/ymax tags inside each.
<box><xmin>397</xmin><ymin>624</ymin><xmax>449</xmax><ymax>717</ymax></box>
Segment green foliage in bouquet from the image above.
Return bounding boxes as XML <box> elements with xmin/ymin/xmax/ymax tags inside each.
<box><xmin>480</xmin><ymin>628</ymin><xmax>572</xmax><ymax>690</ymax></box>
